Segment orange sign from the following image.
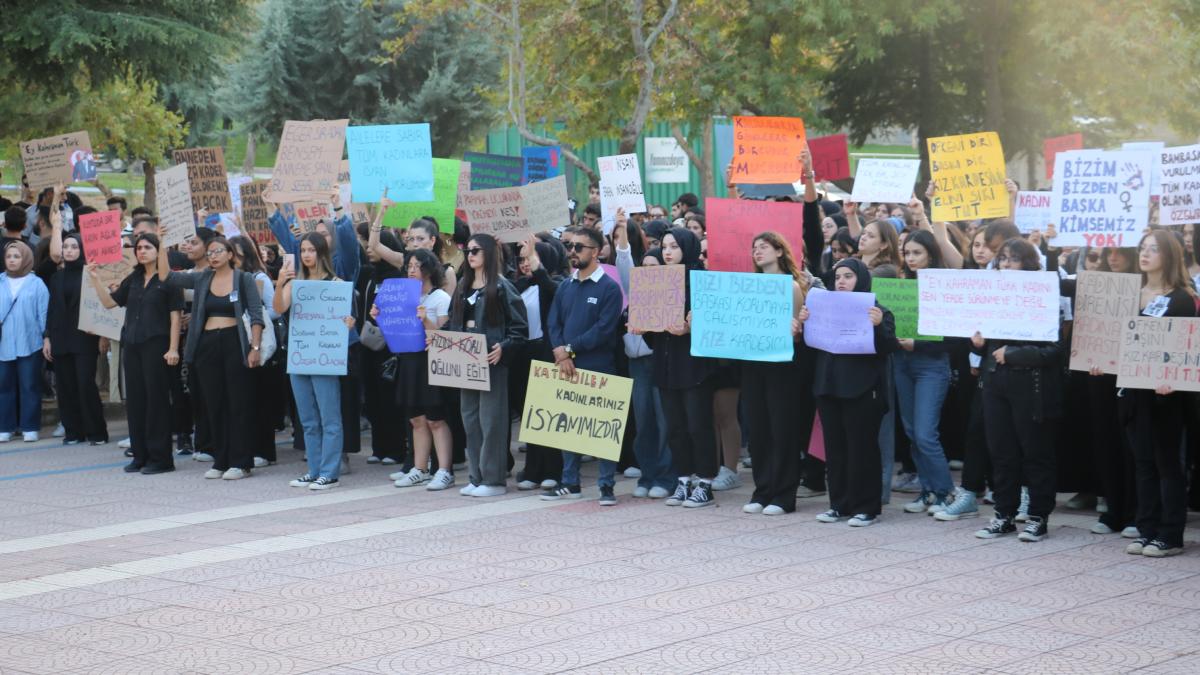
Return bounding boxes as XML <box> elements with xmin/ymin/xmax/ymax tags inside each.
<box><xmin>730</xmin><ymin>116</ymin><xmax>807</xmax><ymax>184</ymax></box>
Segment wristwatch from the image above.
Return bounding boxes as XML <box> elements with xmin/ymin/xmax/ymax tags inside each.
<box><xmin>564</xmin><ymin>344</ymin><xmax>575</xmax><ymax>359</ymax></box>
<box><xmin>252</xmin><ymin>344</ymin><xmax>261</xmax><ymax>351</ymax></box>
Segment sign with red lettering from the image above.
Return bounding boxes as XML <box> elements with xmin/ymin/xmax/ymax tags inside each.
<box><xmin>1049</xmin><ymin>149</ymin><xmax>1152</xmax><ymax>248</ymax></box>
<box><xmin>78</xmin><ymin>210</ymin><xmax>123</xmax><ymax>265</ymax></box>
<box><xmin>1117</xmin><ymin>317</ymin><xmax>1200</xmax><ymax>392</ymax></box>
<box><xmin>1070</xmin><ymin>272</ymin><xmax>1140</xmax><ymax>375</ymax></box>
<box><xmin>172</xmin><ymin>147</ymin><xmax>231</xmax><ymax>212</ymax></box>
<box><xmin>1043</xmin><ymin>133</ymin><xmax>1084</xmax><ymax>181</ymax></box>
<box><xmin>705</xmin><ymin>198</ymin><xmax>805</xmax><ymax>274</ymax></box>
<box><xmin>917</xmin><ymin>269</ymin><xmax>1060</xmax><ymax>341</ymax></box>
<box><xmin>808</xmin><ymin>133</ymin><xmax>851</xmax><ymax>181</ymax></box>
<box><xmin>731</xmin><ymin>116</ymin><xmax>807</xmax><ymax>184</ymax></box>
<box><xmin>1158</xmin><ymin>144</ymin><xmax>1200</xmax><ymax>226</ymax></box>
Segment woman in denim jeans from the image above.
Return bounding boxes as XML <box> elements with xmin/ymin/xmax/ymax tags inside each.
<box><xmin>275</xmin><ymin>233</ymin><xmax>355</xmax><ymax>491</ymax></box>
<box><xmin>0</xmin><ymin>241</ymin><xmax>49</xmax><ymax>442</ymax></box>
<box><xmin>894</xmin><ymin>229</ymin><xmax>956</xmax><ymax>516</ymax></box>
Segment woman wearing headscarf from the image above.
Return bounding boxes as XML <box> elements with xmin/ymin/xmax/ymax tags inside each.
<box><xmin>0</xmin><ymin>240</ymin><xmax>50</xmax><ymax>442</ymax></box>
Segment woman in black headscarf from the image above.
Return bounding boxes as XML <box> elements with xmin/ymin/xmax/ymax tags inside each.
<box><xmin>798</xmin><ymin>257</ymin><xmax>898</xmax><ymax>527</ymax></box>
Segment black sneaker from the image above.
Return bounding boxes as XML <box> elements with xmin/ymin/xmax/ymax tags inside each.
<box><xmin>176</xmin><ymin>433</ymin><xmax>194</xmax><ymax>456</ymax></box>
<box><xmin>975</xmin><ymin>517</ymin><xmax>1016</xmax><ymax>539</ymax></box>
<box><xmin>683</xmin><ymin>480</ymin><xmax>714</xmax><ymax>508</ymax></box>
<box><xmin>1142</xmin><ymin>540</ymin><xmax>1184</xmax><ymax>558</ymax></box>
<box><xmin>598</xmin><ymin>486</ymin><xmax>617</xmax><ymax>506</ymax></box>
<box><xmin>140</xmin><ymin>464</ymin><xmax>175</xmax><ymax>475</ymax></box>
<box><xmin>665</xmin><ymin>480</ymin><xmax>691</xmax><ymax>506</ymax></box>
<box><xmin>1018</xmin><ymin>516</ymin><xmax>1048</xmax><ymax>542</ymax></box>
<box><xmin>540</xmin><ymin>484</ymin><xmax>582</xmax><ymax>501</ymax></box>
<box><xmin>123</xmin><ymin>461</ymin><xmax>144</xmax><ymax>473</ymax></box>
<box><xmin>1126</xmin><ymin>537</ymin><xmax>1152</xmax><ymax>555</ymax></box>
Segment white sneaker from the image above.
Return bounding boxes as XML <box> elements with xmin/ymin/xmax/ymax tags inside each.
<box><xmin>711</xmin><ymin>465</ymin><xmax>741</xmax><ymax>491</ymax></box>
<box><xmin>309</xmin><ymin>477</ymin><xmax>338</xmax><ymax>490</ymax></box>
<box><xmin>426</xmin><ymin>469</ymin><xmax>455</xmax><ymax>491</ymax></box>
<box><xmin>118</xmin><ymin>437</ymin><xmax>132</xmax><ymax>449</ymax></box>
<box><xmin>222</xmin><ymin>468</ymin><xmax>249</xmax><ymax>480</ymax></box>
<box><xmin>539</xmin><ymin>479</ymin><xmax>558</xmax><ymax>489</ymax></box>
<box><xmin>517</xmin><ymin>480</ymin><xmax>539</xmax><ymax>491</ymax></box>
<box><xmin>381</xmin><ymin>457</ymin><xmax>397</xmax><ymax>465</ymax></box>
<box><xmin>389</xmin><ymin>470</ymin><xmax>406</xmax><ymax>480</ymax></box>
<box><xmin>743</xmin><ymin>502</ymin><xmax>765</xmax><ymax>514</ymax></box>
<box><xmin>0</xmin><ymin>433</ymin><xmax>10</xmax><ymax>442</ymax></box>
<box><xmin>848</xmin><ymin>513</ymin><xmax>878</xmax><ymax>527</ymax></box>
<box><xmin>52</xmin><ymin>423</ymin><xmax>65</xmax><ymax>438</ymax></box>
<box><xmin>394</xmin><ymin>468</ymin><xmax>431</xmax><ymax>488</ymax></box>
<box><xmin>647</xmin><ymin>486</ymin><xmax>670</xmax><ymax>499</ymax></box>
<box><xmin>1091</xmin><ymin>522</ymin><xmax>1115</xmax><ymax>535</ymax></box>
<box><xmin>289</xmin><ymin>474</ymin><xmax>315</xmax><ymax>487</ymax></box>
<box><xmin>340</xmin><ymin>456</ymin><xmax>352</xmax><ymax>474</ymax></box>
<box><xmin>193</xmin><ymin>452</ymin><xmax>214</xmax><ymax>462</ymax></box>
<box><xmin>253</xmin><ymin>457</ymin><xmax>270</xmax><ymax>468</ymax></box>
<box><xmin>459</xmin><ymin>483</ymin><xmax>479</xmax><ymax>496</ymax></box>
<box><xmin>22</xmin><ymin>432</ymin><xmax>38</xmax><ymax>442</ymax></box>
<box><xmin>470</xmin><ymin>485</ymin><xmax>506</xmax><ymax>497</ymax></box>
<box><xmin>1121</xmin><ymin>526</ymin><xmax>1141</xmax><ymax>539</ymax></box>
<box><xmin>762</xmin><ymin>505</ymin><xmax>786</xmax><ymax>516</ymax></box>
<box><xmin>623</xmin><ymin>467</ymin><xmax>642</xmax><ymax>478</ymax></box>
<box><xmin>1015</xmin><ymin>487</ymin><xmax>1030</xmax><ymax>522</ymax></box>
<box><xmin>203</xmin><ymin>469</ymin><xmax>223</xmax><ymax>479</ymax></box>
<box><xmin>632</xmin><ymin>486</ymin><xmax>650</xmax><ymax>498</ymax></box>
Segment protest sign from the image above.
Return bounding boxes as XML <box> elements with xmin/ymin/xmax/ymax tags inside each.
<box><xmin>1013</xmin><ymin>191</ymin><xmax>1053</xmax><ymax>234</ymax></box>
<box><xmin>77</xmin><ymin>210</ymin><xmax>123</xmax><ymax>265</ymax></box>
<box><xmin>519</xmin><ymin>361</ymin><xmax>633</xmax><ymax>461</ymax></box>
<box><xmin>78</xmin><ymin>249</ymin><xmax>136</xmax><ymax>341</ymax></box>
<box><xmin>802</xmin><ymin>288</ymin><xmax>876</xmax><ymax>354</ymax></box>
<box><xmin>1070</xmin><ymin>271</ymin><xmax>1141</xmax><ymax>374</ymax></box>
<box><xmin>267</xmin><ymin>119</ymin><xmax>348</xmax><ymax>203</ymax></box>
<box><xmin>20</xmin><ymin>131</ymin><xmax>94</xmax><ymax>188</ymax></box>
<box><xmin>598</xmin><ymin>153</ymin><xmax>647</xmax><ymax>232</ymax></box>
<box><xmin>628</xmin><ymin>265</ymin><xmax>685</xmax><ymax>332</ymax></box>
<box><xmin>1049</xmin><ymin>149</ymin><xmax>1152</xmax><ymax>248</ymax></box>
<box><xmin>287</xmin><ymin>280</ymin><xmax>352</xmax><ymax>375</ymax></box>
<box><xmin>690</xmin><ymin>271</ymin><xmax>794</xmax><ymax>362</ymax></box>
<box><xmin>1117</xmin><ymin>317</ymin><xmax>1200</xmax><ymax>392</ymax></box>
<box><xmin>927</xmin><ymin>132</ymin><xmax>1009</xmax><ymax>222</ymax></box>
<box><xmin>346</xmin><ymin>124</ymin><xmax>433</xmax><ymax>202</ymax></box>
<box><xmin>521</xmin><ymin>146</ymin><xmax>561</xmax><ymax>184</ymax></box>
<box><xmin>172</xmin><ymin>147</ymin><xmax>231</xmax><ymax>213</ymax></box>
<box><xmin>455</xmin><ymin>161</ymin><xmax>472</xmax><ymax>210</ymax></box>
<box><xmin>735</xmin><ymin>184</ymin><xmax>797</xmax><ymax>199</ymax></box>
<box><xmin>705</xmin><ymin>198</ymin><xmax>805</xmax><ymax>274</ymax></box>
<box><xmin>644</xmin><ymin>137</ymin><xmax>690</xmax><ymax>183</ymax></box>
<box><xmin>1123</xmin><ymin>141</ymin><xmax>1165</xmax><ymax>196</ymax></box>
<box><xmin>1043</xmin><ymin>133</ymin><xmax>1084</xmax><ymax>181</ymax></box>
<box><xmin>336</xmin><ymin>160</ymin><xmax>372</xmax><ymax>227</ymax></box>
<box><xmin>522</xmin><ymin>174</ymin><xmax>570</xmax><ymax>234</ymax></box>
<box><xmin>850</xmin><ymin>158</ymin><xmax>920</xmax><ymax>204</ymax></box>
<box><xmin>1157</xmin><ymin>144</ymin><xmax>1200</xmax><ymax>226</ymax></box>
<box><xmin>427</xmin><ymin>330</ymin><xmax>490</xmax><ymax>391</ymax></box>
<box><xmin>155</xmin><ymin>163</ymin><xmax>195</xmax><ymax>248</ymax></box>
<box><xmin>383</xmin><ymin>158</ymin><xmax>462</xmax><ymax>233</ymax></box>
<box><xmin>872</xmin><ymin>278</ymin><xmax>941</xmax><ymax>342</ymax></box>
<box><xmin>239</xmin><ymin>180</ymin><xmax>273</xmax><ymax>245</ymax></box>
<box><xmin>457</xmin><ymin>184</ymin><xmax>529</xmax><ymax>243</ymax></box>
<box><xmin>282</xmin><ymin>202</ymin><xmax>333</xmax><ymax>234</ymax></box>
<box><xmin>917</xmin><ymin>269</ymin><xmax>1060</xmax><ymax>341</ymax></box>
<box><xmin>463</xmin><ymin>151</ymin><xmax>524</xmax><ymax>190</ymax></box>
<box><xmin>808</xmin><ymin>133</ymin><xmax>851</xmax><ymax>181</ymax></box>
<box><xmin>373</xmin><ymin>278</ymin><xmax>426</xmax><ymax>353</ymax></box>
<box><xmin>730</xmin><ymin>116</ymin><xmax>806</xmax><ymax>184</ymax></box>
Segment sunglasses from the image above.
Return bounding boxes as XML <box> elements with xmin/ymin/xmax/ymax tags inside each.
<box><xmin>563</xmin><ymin>243</ymin><xmax>596</xmax><ymax>253</ymax></box>
<box><xmin>205</xmin><ymin>248</ymin><xmax>228</xmax><ymax>257</ymax></box>
<box><xmin>466</xmin><ymin>247</ymin><xmax>484</xmax><ymax>256</ymax></box>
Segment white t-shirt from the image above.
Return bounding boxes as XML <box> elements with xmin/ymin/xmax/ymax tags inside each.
<box><xmin>6</xmin><ymin>274</ymin><xmax>29</xmax><ymax>297</ymax></box>
<box><xmin>421</xmin><ymin>288</ymin><xmax>451</xmax><ymax>323</ymax></box>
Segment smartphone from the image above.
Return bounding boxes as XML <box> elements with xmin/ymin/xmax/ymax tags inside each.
<box><xmin>283</xmin><ymin>253</ymin><xmax>295</xmax><ymax>271</ymax></box>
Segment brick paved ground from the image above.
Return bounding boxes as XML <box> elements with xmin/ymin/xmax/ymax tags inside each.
<box><xmin>0</xmin><ymin>425</ymin><xmax>1197</xmax><ymax>674</ymax></box>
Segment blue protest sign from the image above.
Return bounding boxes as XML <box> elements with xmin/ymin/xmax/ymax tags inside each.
<box><xmin>374</xmin><ymin>278</ymin><xmax>426</xmax><ymax>353</ymax></box>
<box><xmin>287</xmin><ymin>280</ymin><xmax>353</xmax><ymax>375</ymax></box>
<box><xmin>346</xmin><ymin>124</ymin><xmax>434</xmax><ymax>203</ymax></box>
<box><xmin>463</xmin><ymin>152</ymin><xmax>524</xmax><ymax>190</ymax></box>
<box><xmin>689</xmin><ymin>270</ymin><xmax>794</xmax><ymax>362</ymax></box>
<box><xmin>714</xmin><ymin>124</ymin><xmax>734</xmax><ymax>175</ymax></box>
<box><xmin>521</xmin><ymin>146</ymin><xmax>561</xmax><ymax>184</ymax></box>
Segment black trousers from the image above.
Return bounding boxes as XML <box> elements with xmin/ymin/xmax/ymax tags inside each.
<box><xmin>982</xmin><ymin>368</ymin><xmax>1057</xmax><ymax>520</ymax></box>
<box><xmin>744</xmin><ymin>360</ymin><xmax>802</xmax><ymax>511</ymax></box>
<box><xmin>819</xmin><ymin>389</ymin><xmax>885</xmax><ymax>517</ymax></box>
<box><xmin>251</xmin><ymin>359</ymin><xmax>284</xmax><ymax>462</ymax></box>
<box><xmin>188</xmin><ymin>357</ymin><xmax>214</xmax><ymax>453</ymax></box>
<box><xmin>194</xmin><ymin>328</ymin><xmax>255</xmax><ymax>471</ymax></box>
<box><xmin>661</xmin><ymin>380</ymin><xmax>717</xmax><ymax>479</ymax></box>
<box><xmin>170</xmin><ymin>361</ymin><xmax>191</xmax><ymax>437</ymax></box>
<box><xmin>961</xmin><ymin>383</ymin><xmax>992</xmax><ymax>494</ymax></box>
<box><xmin>124</xmin><ymin>336</ymin><xmax>173</xmax><ymax>469</ymax></box>
<box><xmin>362</xmin><ymin>348</ymin><xmax>405</xmax><ymax>460</ymax></box>
<box><xmin>54</xmin><ymin>350</ymin><xmax>107</xmax><ymax>443</ymax></box>
<box><xmin>1090</xmin><ymin>375</ymin><xmax>1136</xmax><ymax>530</ymax></box>
<box><xmin>510</xmin><ymin>339</ymin><xmax>561</xmax><ymax>482</ymax></box>
<box><xmin>1124</xmin><ymin>390</ymin><xmax>1189</xmax><ymax>547</ymax></box>
<box><xmin>340</xmin><ymin>343</ymin><xmax>363</xmax><ymax>456</ymax></box>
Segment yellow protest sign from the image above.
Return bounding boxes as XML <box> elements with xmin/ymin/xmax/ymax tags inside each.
<box><xmin>519</xmin><ymin>361</ymin><xmax>633</xmax><ymax>461</ymax></box>
<box><xmin>927</xmin><ymin>132</ymin><xmax>1009</xmax><ymax>222</ymax></box>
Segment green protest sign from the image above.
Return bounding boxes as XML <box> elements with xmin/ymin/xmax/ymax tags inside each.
<box><xmin>383</xmin><ymin>158</ymin><xmax>461</xmax><ymax>233</ymax></box>
<box><xmin>872</xmin><ymin>278</ymin><xmax>942</xmax><ymax>342</ymax></box>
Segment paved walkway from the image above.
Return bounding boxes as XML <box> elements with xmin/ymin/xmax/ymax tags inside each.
<box><xmin>0</xmin><ymin>427</ymin><xmax>1197</xmax><ymax>674</ymax></box>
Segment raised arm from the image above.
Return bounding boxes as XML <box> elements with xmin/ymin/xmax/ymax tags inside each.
<box><xmin>368</xmin><ymin>192</ymin><xmax>404</xmax><ymax>267</ymax></box>
<box><xmin>86</xmin><ymin>265</ymin><xmax>121</xmax><ymax>310</ymax></box>
<box><xmin>48</xmin><ymin>197</ymin><xmax>64</xmax><ymax>264</ymax></box>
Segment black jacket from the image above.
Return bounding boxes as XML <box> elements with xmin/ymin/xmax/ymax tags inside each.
<box><xmin>45</xmin><ymin>263</ymin><xmax>99</xmax><ymax>356</ymax></box>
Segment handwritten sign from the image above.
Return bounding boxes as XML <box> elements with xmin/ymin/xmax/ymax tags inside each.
<box><xmin>690</xmin><ymin>271</ymin><xmax>793</xmax><ymax>362</ymax></box>
<box><xmin>628</xmin><ymin>265</ymin><xmax>685</xmax><ymax>332</ymax></box>
<box><xmin>78</xmin><ymin>249</ymin><xmax>136</xmax><ymax>340</ymax></box>
<box><xmin>373</xmin><ymin>278</ymin><xmax>425</xmax><ymax>353</ymax></box>
<box><xmin>1013</xmin><ymin>191</ymin><xmax>1053</xmax><ymax>234</ymax></box>
<box><xmin>809</xmin><ymin>133</ymin><xmax>851</xmax><ymax>181</ymax></box>
<box><xmin>427</xmin><ymin>330</ymin><xmax>490</xmax><ymax>391</ymax></box>
<box><xmin>730</xmin><ymin>116</ymin><xmax>806</xmax><ymax>184</ymax></box>
<box><xmin>78</xmin><ymin>211</ymin><xmax>123</xmax><ymax>264</ymax></box>
<box><xmin>1122</xmin><ymin>141</ymin><xmax>1165</xmax><ymax>196</ymax></box>
<box><xmin>1070</xmin><ymin>271</ymin><xmax>1141</xmax><ymax>374</ymax></box>
<box><xmin>1157</xmin><ymin>144</ymin><xmax>1200</xmax><ymax>226</ymax></box>
<box><xmin>20</xmin><ymin>131</ymin><xmax>94</xmax><ymax>188</ymax></box>
<box><xmin>1050</xmin><ymin>149</ymin><xmax>1152</xmax><ymax>248</ymax></box>
<box><xmin>917</xmin><ymin>269</ymin><xmax>1060</xmax><ymax>341</ymax></box>
<box><xmin>458</xmin><ymin>185</ymin><xmax>528</xmax><ymax>243</ymax></box>
<box><xmin>521</xmin><ymin>146</ymin><xmax>561</xmax><ymax>184</ymax></box>
<box><xmin>463</xmin><ymin>152</ymin><xmax>524</xmax><ymax>190</ymax></box>
<box><xmin>268</xmin><ymin>119</ymin><xmax>348</xmax><ymax>203</ymax></box>
<box><xmin>519</xmin><ymin>361</ymin><xmax>633</xmax><ymax>461</ymax></box>
<box><xmin>383</xmin><ymin>158</ymin><xmax>462</xmax><ymax>233</ymax></box>
<box><xmin>927</xmin><ymin>132</ymin><xmax>1008</xmax><ymax>222</ymax></box>
<box><xmin>155</xmin><ymin>163</ymin><xmax>195</xmax><ymax>249</ymax></box>
<box><xmin>1043</xmin><ymin>133</ymin><xmax>1084</xmax><ymax>181</ymax></box>
<box><xmin>872</xmin><ymin>278</ymin><xmax>941</xmax><ymax>342</ymax></box>
<box><xmin>282</xmin><ymin>202</ymin><xmax>333</xmax><ymax>234</ymax></box>
<box><xmin>346</xmin><ymin>123</ymin><xmax>433</xmax><ymax>202</ymax></box>
<box><xmin>644</xmin><ymin>137</ymin><xmax>690</xmax><ymax>183</ymax></box>
<box><xmin>172</xmin><ymin>147</ymin><xmax>231</xmax><ymax>213</ymax></box>
<box><xmin>850</xmin><ymin>158</ymin><xmax>920</xmax><ymax>204</ymax></box>
<box><xmin>705</xmin><ymin>198</ymin><xmax>805</xmax><ymax>274</ymax></box>
<box><xmin>1117</xmin><ymin>317</ymin><xmax>1200</xmax><ymax>392</ymax></box>
<box><xmin>287</xmin><ymin>280</ymin><xmax>352</xmax><ymax>375</ymax></box>
<box><xmin>239</xmin><ymin>180</ymin><xmax>273</xmax><ymax>245</ymax></box>
<box><xmin>802</xmin><ymin>288</ymin><xmax>876</xmax><ymax>354</ymax></box>
<box><xmin>598</xmin><ymin>153</ymin><xmax>646</xmax><ymax>231</ymax></box>
<box><xmin>521</xmin><ymin>174</ymin><xmax>571</xmax><ymax>234</ymax></box>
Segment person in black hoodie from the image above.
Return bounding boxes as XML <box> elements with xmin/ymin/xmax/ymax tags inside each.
<box><xmin>358</xmin><ymin>224</ymin><xmax>407</xmax><ymax>465</ymax></box>
<box><xmin>971</xmin><ymin>238</ymin><xmax>1063</xmax><ymax>543</ymax></box>
<box><xmin>798</xmin><ymin>257</ymin><xmax>898</xmax><ymax>527</ymax></box>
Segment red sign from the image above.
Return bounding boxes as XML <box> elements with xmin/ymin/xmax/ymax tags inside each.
<box><xmin>808</xmin><ymin>134</ymin><xmax>851</xmax><ymax>181</ymax></box>
<box><xmin>78</xmin><ymin>210</ymin><xmax>123</xmax><ymax>265</ymax></box>
<box><xmin>1043</xmin><ymin>133</ymin><xmax>1083</xmax><ymax>181</ymax></box>
<box><xmin>705</xmin><ymin>198</ymin><xmax>806</xmax><ymax>274</ymax></box>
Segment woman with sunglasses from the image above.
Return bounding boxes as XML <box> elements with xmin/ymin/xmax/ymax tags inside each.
<box><xmin>157</xmin><ymin>228</ymin><xmax>265</xmax><ymax>480</ymax></box>
<box><xmin>446</xmin><ymin>234</ymin><xmax>527</xmax><ymax>497</ymax></box>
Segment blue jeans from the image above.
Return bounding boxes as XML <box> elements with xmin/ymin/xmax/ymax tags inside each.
<box><xmin>290</xmin><ymin>374</ymin><xmax>342</xmax><ymax>480</ymax></box>
<box><xmin>628</xmin><ymin>356</ymin><xmax>674</xmax><ymax>489</ymax></box>
<box><xmin>893</xmin><ymin>350</ymin><xmax>954</xmax><ymax>496</ymax></box>
<box><xmin>562</xmin><ymin>452</ymin><xmax>615</xmax><ymax>489</ymax></box>
<box><xmin>0</xmin><ymin>352</ymin><xmax>43</xmax><ymax>433</ymax></box>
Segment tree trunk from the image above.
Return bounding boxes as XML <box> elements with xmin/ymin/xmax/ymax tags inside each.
<box><xmin>980</xmin><ymin>0</ymin><xmax>1006</xmax><ymax>139</ymax></box>
<box><xmin>670</xmin><ymin>120</ymin><xmax>714</xmax><ymax>200</ymax></box>
<box><xmin>143</xmin><ymin>161</ymin><xmax>157</xmax><ymax>213</ymax></box>
<box><xmin>242</xmin><ymin>133</ymin><xmax>257</xmax><ymax>177</ymax></box>
<box><xmin>915</xmin><ymin>37</ymin><xmax>936</xmax><ymax>191</ymax></box>
<box><xmin>700</xmin><ymin>117</ymin><xmax>715</xmax><ymax>199</ymax></box>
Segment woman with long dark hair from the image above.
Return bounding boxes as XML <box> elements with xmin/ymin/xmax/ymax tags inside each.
<box><xmin>359</xmin><ymin>215</ymin><xmax>407</xmax><ymax>466</ymax></box>
<box><xmin>228</xmin><ymin>235</ymin><xmax>281</xmax><ymax>467</ymax></box>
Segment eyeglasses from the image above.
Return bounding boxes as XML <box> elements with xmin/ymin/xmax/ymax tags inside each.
<box><xmin>562</xmin><ymin>243</ymin><xmax>596</xmax><ymax>253</ymax></box>
<box><xmin>205</xmin><ymin>248</ymin><xmax>228</xmax><ymax>257</ymax></box>
<box><xmin>465</xmin><ymin>247</ymin><xmax>484</xmax><ymax>256</ymax></box>
<box><xmin>1086</xmin><ymin>253</ymin><xmax>1101</xmax><ymax>262</ymax></box>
